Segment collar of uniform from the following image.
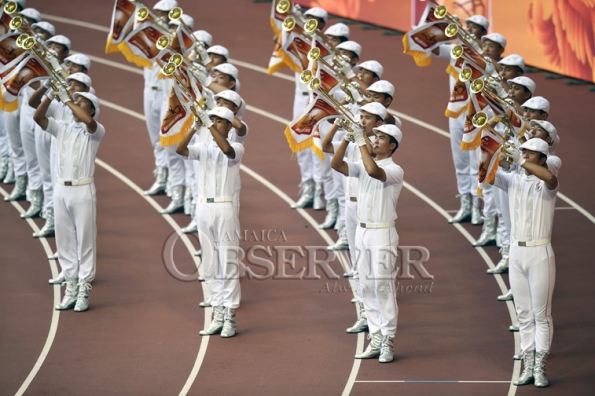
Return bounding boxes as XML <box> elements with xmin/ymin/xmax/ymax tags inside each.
<box><xmin>521</xmin><ymin>172</ymin><xmax>539</xmax><ymax>182</ymax></box>
<box><xmin>374</xmin><ymin>157</ymin><xmax>393</xmax><ymax>166</ymax></box>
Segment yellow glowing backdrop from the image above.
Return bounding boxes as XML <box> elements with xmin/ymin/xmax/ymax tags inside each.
<box><xmin>296</xmin><ymin>0</ymin><xmax>595</xmax><ymax>83</ymax></box>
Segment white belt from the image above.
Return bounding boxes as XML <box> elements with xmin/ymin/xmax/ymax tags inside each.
<box><xmin>200</xmin><ymin>196</ymin><xmax>233</xmax><ymax>203</ymax></box>
<box><xmin>57</xmin><ymin>177</ymin><xmax>93</xmax><ymax>186</ymax></box>
<box><xmin>513</xmin><ymin>238</ymin><xmax>550</xmax><ymax>247</ymax></box>
<box><xmin>358</xmin><ymin>221</ymin><xmax>393</xmax><ymax>229</ymax></box>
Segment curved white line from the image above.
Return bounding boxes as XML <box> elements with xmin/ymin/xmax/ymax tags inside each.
<box><xmin>0</xmin><ymin>187</ymin><xmax>61</xmax><ymax>396</ymax></box>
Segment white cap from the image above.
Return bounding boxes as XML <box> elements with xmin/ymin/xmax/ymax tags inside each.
<box><xmin>507</xmin><ymin>76</ymin><xmax>536</xmax><ymax>95</ymax></box>
<box><xmin>336</xmin><ymin>40</ymin><xmax>362</xmax><ymax>57</ymax></box>
<box><xmin>169</xmin><ymin>14</ymin><xmax>194</xmax><ymax>30</ymax></box>
<box><xmin>73</xmin><ymin>92</ymin><xmax>101</xmax><ymax>120</ymax></box>
<box><xmin>31</xmin><ymin>21</ymin><xmax>55</xmax><ymax>36</ymax></box>
<box><xmin>324</xmin><ymin>23</ymin><xmax>349</xmax><ymax>38</ymax></box>
<box><xmin>392</xmin><ymin>115</ymin><xmax>403</xmax><ymax>129</ymax></box>
<box><xmin>373</xmin><ymin>124</ymin><xmax>403</xmax><ymax>144</ymax></box>
<box><xmin>46</xmin><ymin>35</ymin><xmax>71</xmax><ymax>50</ymax></box>
<box><xmin>213</xmin><ymin>63</ymin><xmax>238</xmax><ymax>80</ymax></box>
<box><xmin>208</xmin><ymin>106</ymin><xmax>235</xmax><ymax>123</ymax></box>
<box><xmin>89</xmin><ymin>86</ymin><xmax>96</xmax><ymax>95</ymax></box>
<box><xmin>214</xmin><ymin>90</ymin><xmax>242</xmax><ymax>108</ymax></box>
<box><xmin>522</xmin><ymin>96</ymin><xmax>550</xmax><ymax>113</ymax></box>
<box><xmin>367</xmin><ymin>80</ymin><xmax>395</xmax><ymax>98</ymax></box>
<box><xmin>360</xmin><ymin>102</ymin><xmax>387</xmax><ymax>120</ymax></box>
<box><xmin>530</xmin><ymin>120</ymin><xmax>558</xmax><ymax>141</ymax></box>
<box><xmin>357</xmin><ymin>60</ymin><xmax>383</xmax><ymax>78</ymax></box>
<box><xmin>498</xmin><ymin>54</ymin><xmax>525</xmax><ymax>71</ymax></box>
<box><xmin>193</xmin><ymin>30</ymin><xmax>212</xmax><ymax>47</ymax></box>
<box><xmin>19</xmin><ymin>8</ymin><xmax>41</xmax><ymax>22</ymax></box>
<box><xmin>465</xmin><ymin>15</ymin><xmax>489</xmax><ymax>30</ymax></box>
<box><xmin>66</xmin><ymin>72</ymin><xmax>92</xmax><ymax>87</ymax></box>
<box><xmin>153</xmin><ymin>0</ymin><xmax>178</xmax><ymax>11</ymax></box>
<box><xmin>481</xmin><ymin>33</ymin><xmax>507</xmax><ymax>49</ymax></box>
<box><xmin>520</xmin><ymin>138</ymin><xmax>549</xmax><ymax>156</ymax></box>
<box><xmin>303</xmin><ymin>7</ymin><xmax>328</xmax><ymax>22</ymax></box>
<box><xmin>65</xmin><ymin>53</ymin><xmax>91</xmax><ymax>71</ymax></box>
<box><xmin>207</xmin><ymin>45</ymin><xmax>229</xmax><ymax>59</ymax></box>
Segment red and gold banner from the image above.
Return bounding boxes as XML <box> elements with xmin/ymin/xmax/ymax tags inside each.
<box><xmin>295</xmin><ymin>0</ymin><xmax>595</xmax><ymax>83</ymax></box>
<box><xmin>105</xmin><ymin>0</ymin><xmax>136</xmax><ymax>54</ymax></box>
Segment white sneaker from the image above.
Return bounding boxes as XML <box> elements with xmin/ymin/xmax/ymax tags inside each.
<box><xmin>74</xmin><ymin>280</ymin><xmax>92</xmax><ymax>312</ymax></box>
<box><xmin>379</xmin><ymin>335</ymin><xmax>395</xmax><ymax>363</ymax></box>
<box><xmin>199</xmin><ymin>306</ymin><xmax>224</xmax><ymax>335</ymax></box>
<box><xmin>220</xmin><ymin>307</ymin><xmax>236</xmax><ymax>338</ymax></box>
<box><xmin>199</xmin><ymin>295</ymin><xmax>211</xmax><ymax>308</ymax></box>
<box><xmin>355</xmin><ymin>332</ymin><xmax>382</xmax><ymax>359</ymax></box>
<box><xmin>49</xmin><ymin>272</ymin><xmax>66</xmax><ymax>285</ymax></box>
<box><xmin>55</xmin><ymin>279</ymin><xmax>78</xmax><ymax>310</ymax></box>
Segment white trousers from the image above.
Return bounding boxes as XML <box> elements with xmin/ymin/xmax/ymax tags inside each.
<box><xmin>345</xmin><ymin>199</ymin><xmax>361</xmax><ymax>301</ymax></box>
<box><xmin>197</xmin><ymin>201</ymin><xmax>241</xmax><ymax>309</ymax></box>
<box><xmin>355</xmin><ymin>226</ymin><xmax>399</xmax><ymax>336</ymax></box>
<box><xmin>20</xmin><ymin>102</ymin><xmax>42</xmax><ymax>190</ymax></box>
<box><xmin>0</xmin><ymin>110</ymin><xmax>9</xmax><ymax>157</ymax></box>
<box><xmin>54</xmin><ymin>183</ymin><xmax>97</xmax><ymax>282</ymax></box>
<box><xmin>35</xmin><ymin>124</ymin><xmax>54</xmax><ymax>209</ymax></box>
<box><xmin>165</xmin><ymin>145</ymin><xmax>185</xmax><ymax>187</ymax></box>
<box><xmin>495</xmin><ymin>187</ymin><xmax>511</xmax><ymax>245</ymax></box>
<box><xmin>449</xmin><ymin>114</ymin><xmax>478</xmax><ymax>196</ymax></box>
<box><xmin>143</xmin><ymin>87</ymin><xmax>168</xmax><ymax>168</ymax></box>
<box><xmin>509</xmin><ymin>244</ymin><xmax>555</xmax><ymax>353</ymax></box>
<box><xmin>331</xmin><ymin>130</ymin><xmax>346</xmax><ymax>220</ymax></box>
<box><xmin>5</xmin><ymin>106</ymin><xmax>27</xmax><ymax>177</ymax></box>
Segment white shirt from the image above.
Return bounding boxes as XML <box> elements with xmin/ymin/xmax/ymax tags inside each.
<box><xmin>144</xmin><ymin>63</ymin><xmax>163</xmax><ymax>89</ymax></box>
<box><xmin>494</xmin><ymin>169</ymin><xmax>559</xmax><ymax>242</ymax></box>
<box><xmin>347</xmin><ymin>157</ymin><xmax>404</xmax><ymax>224</ymax></box>
<box><xmin>332</xmin><ymin>136</ymin><xmax>376</xmax><ymax>198</ymax></box>
<box><xmin>187</xmin><ymin>138</ymin><xmax>244</xmax><ymax>200</ymax></box>
<box><xmin>230</xmin><ymin>121</ymin><xmax>249</xmax><ymax>145</ymax></box>
<box><xmin>47</xmin><ymin>100</ymin><xmax>74</xmax><ymax>122</ymax></box>
<box><xmin>44</xmin><ymin>118</ymin><xmax>105</xmax><ymax>180</ymax></box>
<box><xmin>236</xmin><ymin>98</ymin><xmax>246</xmax><ymax>119</ymax></box>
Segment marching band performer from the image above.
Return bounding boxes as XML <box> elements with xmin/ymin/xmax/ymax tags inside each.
<box><xmin>331</xmin><ymin>119</ymin><xmax>404</xmax><ymax>363</ymax></box>
<box><xmin>176</xmin><ymin>106</ymin><xmax>244</xmax><ymax>338</ymax></box>
<box><xmin>34</xmin><ymin>82</ymin><xmax>104</xmax><ymax>312</ymax></box>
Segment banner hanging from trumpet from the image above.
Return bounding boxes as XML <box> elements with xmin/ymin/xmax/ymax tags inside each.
<box><xmin>0</xmin><ymin>53</ymin><xmax>52</xmax><ymax>111</ymax></box>
<box><xmin>118</xmin><ymin>21</ymin><xmax>169</xmax><ymax>69</ymax></box>
<box><xmin>477</xmin><ymin>127</ymin><xmax>505</xmax><ymax>196</ymax></box>
<box><xmin>105</xmin><ymin>0</ymin><xmax>137</xmax><ymax>55</ymax></box>
<box><xmin>402</xmin><ymin>2</ymin><xmax>452</xmax><ymax>67</ymax></box>
<box><xmin>267</xmin><ymin>0</ymin><xmax>298</xmax><ymax>74</ymax></box>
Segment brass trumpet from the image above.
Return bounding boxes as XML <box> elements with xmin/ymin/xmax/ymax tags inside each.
<box><xmin>134</xmin><ymin>1</ymin><xmax>170</xmax><ymax>31</ymax></box>
<box><xmin>302</xmin><ymin>71</ymin><xmax>360</xmax><ymax>131</ymax></box>
<box><xmin>3</xmin><ymin>1</ymin><xmax>19</xmax><ymax>15</ymax></box>
<box><xmin>471</xmin><ymin>77</ymin><xmax>519</xmax><ymax>135</ymax></box>
<box><xmin>458</xmin><ymin>66</ymin><xmax>472</xmax><ymax>82</ymax></box>
<box><xmin>162</xmin><ymin>61</ymin><xmax>205</xmax><ymax>119</ymax></box>
<box><xmin>168</xmin><ymin>7</ymin><xmax>193</xmax><ymax>32</ymax></box>
<box><xmin>16</xmin><ymin>33</ymin><xmax>67</xmax><ymax>89</ymax></box>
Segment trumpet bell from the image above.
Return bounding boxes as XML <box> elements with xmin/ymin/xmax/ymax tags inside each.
<box><xmin>450</xmin><ymin>44</ymin><xmax>464</xmax><ymax>59</ymax></box>
<box><xmin>308</xmin><ymin>77</ymin><xmax>321</xmax><ymax>91</ymax></box>
<box><xmin>300</xmin><ymin>70</ymin><xmax>313</xmax><ymax>84</ymax></box>
<box><xmin>471</xmin><ymin>78</ymin><xmax>484</xmax><ymax>93</ymax></box>
<box><xmin>162</xmin><ymin>62</ymin><xmax>177</xmax><ymax>76</ymax></box>
<box><xmin>472</xmin><ymin>111</ymin><xmax>488</xmax><ymax>128</ymax></box>
<box><xmin>170</xmin><ymin>53</ymin><xmax>183</xmax><ymax>66</ymax></box>
<box><xmin>156</xmin><ymin>36</ymin><xmax>170</xmax><ymax>50</ymax></box>
<box><xmin>459</xmin><ymin>67</ymin><xmax>472</xmax><ymax>82</ymax></box>
<box><xmin>9</xmin><ymin>15</ymin><xmax>22</xmax><ymax>30</ymax></box>
<box><xmin>445</xmin><ymin>23</ymin><xmax>458</xmax><ymax>38</ymax></box>
<box><xmin>276</xmin><ymin>0</ymin><xmax>291</xmax><ymax>14</ymax></box>
<box><xmin>282</xmin><ymin>16</ymin><xmax>295</xmax><ymax>31</ymax></box>
<box><xmin>304</xmin><ymin>18</ymin><xmax>318</xmax><ymax>33</ymax></box>
<box><xmin>169</xmin><ymin>7</ymin><xmax>183</xmax><ymax>21</ymax></box>
<box><xmin>3</xmin><ymin>1</ymin><xmax>18</xmax><ymax>15</ymax></box>
<box><xmin>22</xmin><ymin>36</ymin><xmax>36</xmax><ymax>50</ymax></box>
<box><xmin>136</xmin><ymin>7</ymin><xmax>149</xmax><ymax>21</ymax></box>
<box><xmin>434</xmin><ymin>4</ymin><xmax>448</xmax><ymax>19</ymax></box>
<box><xmin>16</xmin><ymin>33</ymin><xmax>29</xmax><ymax>48</ymax></box>
<box><xmin>307</xmin><ymin>47</ymin><xmax>321</xmax><ymax>61</ymax></box>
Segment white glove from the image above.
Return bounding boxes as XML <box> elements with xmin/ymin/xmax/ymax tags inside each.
<box><xmin>44</xmin><ymin>89</ymin><xmax>55</xmax><ymax>102</ymax></box>
<box><xmin>54</xmin><ymin>82</ymin><xmax>71</xmax><ymax>103</ymax></box>
<box><xmin>351</xmin><ymin>123</ymin><xmax>366</xmax><ymax>146</ymax></box>
<box><xmin>42</xmin><ymin>79</ymin><xmax>51</xmax><ymax>89</ymax></box>
<box><xmin>196</xmin><ymin>44</ymin><xmax>210</xmax><ymax>65</ymax></box>
<box><xmin>505</xmin><ymin>146</ymin><xmax>525</xmax><ymax>166</ymax></box>
<box><xmin>333</xmin><ymin>117</ymin><xmax>343</xmax><ymax>126</ymax></box>
<box><xmin>192</xmin><ymin>103</ymin><xmax>213</xmax><ymax>128</ymax></box>
<box><xmin>339</xmin><ymin>57</ymin><xmax>355</xmax><ymax>79</ymax></box>
<box><xmin>344</xmin><ymin>129</ymin><xmax>354</xmax><ymax>142</ymax></box>
<box><xmin>202</xmin><ymin>88</ymin><xmax>215</xmax><ymax>110</ymax></box>
<box><xmin>46</xmin><ymin>51</ymin><xmax>62</xmax><ymax>72</ymax></box>
<box><xmin>346</xmin><ymin>83</ymin><xmax>364</xmax><ymax>104</ymax></box>
<box><xmin>489</xmin><ymin>79</ymin><xmax>508</xmax><ymax>99</ymax></box>
<box><xmin>192</xmin><ymin>66</ymin><xmax>212</xmax><ymax>87</ymax></box>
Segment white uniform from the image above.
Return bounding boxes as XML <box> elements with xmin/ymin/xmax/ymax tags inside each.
<box><xmin>494</xmin><ymin>169</ymin><xmax>558</xmax><ymax>353</ymax></box>
<box><xmin>439</xmin><ymin>45</ymin><xmax>479</xmax><ymax>197</ymax></box>
<box><xmin>43</xmin><ymin>117</ymin><xmax>105</xmax><ymax>282</ymax></box>
<box><xmin>20</xmin><ymin>87</ymin><xmax>42</xmax><ymax>191</ymax></box>
<box><xmin>294</xmin><ymin>73</ymin><xmax>314</xmax><ymax>183</ymax></box>
<box><xmin>143</xmin><ymin>65</ymin><xmax>168</xmax><ymax>169</ymax></box>
<box><xmin>5</xmin><ymin>97</ymin><xmax>27</xmax><ymax>179</ymax></box>
<box><xmin>348</xmin><ymin>157</ymin><xmax>404</xmax><ymax>336</ymax></box>
<box><xmin>186</xmin><ymin>137</ymin><xmax>244</xmax><ymax>309</ymax></box>
<box><xmin>161</xmin><ymin>77</ymin><xmax>185</xmax><ymax>187</ymax></box>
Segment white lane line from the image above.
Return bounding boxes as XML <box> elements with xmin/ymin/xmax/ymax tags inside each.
<box><xmin>95</xmin><ymin>161</ymin><xmax>210</xmax><ymax>396</ymax></box>
<box><xmin>355</xmin><ymin>380</ymin><xmax>511</xmax><ymax>384</ymax></box>
<box><xmin>0</xmin><ymin>187</ymin><xmax>61</xmax><ymax>396</ymax></box>
<box><xmin>41</xmin><ymin>13</ymin><xmax>595</xmax><ymax>226</ymax></box>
